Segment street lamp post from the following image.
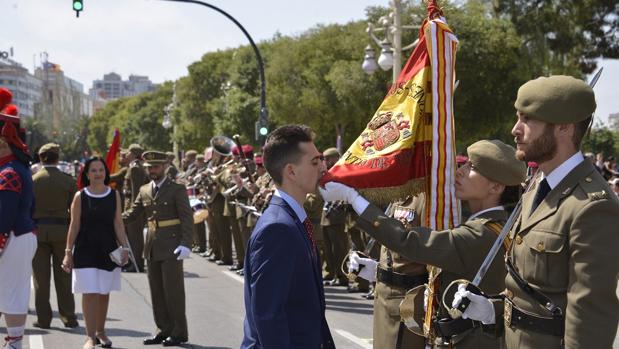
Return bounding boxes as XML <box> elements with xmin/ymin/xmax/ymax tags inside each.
<box><xmin>361</xmin><ymin>0</ymin><xmax>419</xmax><ymax>83</ymax></box>
<box><xmin>162</xmin><ymin>82</ymin><xmax>179</xmax><ymax>166</ymax></box>
<box><xmin>159</xmin><ymin>0</ymin><xmax>269</xmax><ymax>136</ymax></box>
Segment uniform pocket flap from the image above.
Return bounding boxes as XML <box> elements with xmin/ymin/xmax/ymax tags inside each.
<box><xmin>524</xmin><ymin>230</ymin><xmax>565</xmax><ymax>254</ymax></box>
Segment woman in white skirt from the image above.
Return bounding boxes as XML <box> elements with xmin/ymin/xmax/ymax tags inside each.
<box><xmin>62</xmin><ymin>157</ymin><xmax>130</xmax><ymax>349</ymax></box>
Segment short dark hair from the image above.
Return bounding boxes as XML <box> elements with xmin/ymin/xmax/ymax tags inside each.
<box><xmin>499</xmin><ymin>185</ymin><xmax>522</xmax><ymax>213</ymax></box>
<box><xmin>262</xmin><ymin>125</ymin><xmax>313</xmax><ymax>185</ymax></box>
<box><xmin>572</xmin><ymin>116</ymin><xmax>592</xmax><ymax>147</ymax></box>
<box><xmin>39</xmin><ymin>152</ymin><xmax>59</xmax><ymax>164</ymax></box>
<box><xmin>80</xmin><ymin>157</ymin><xmax>110</xmax><ymax>187</ymax></box>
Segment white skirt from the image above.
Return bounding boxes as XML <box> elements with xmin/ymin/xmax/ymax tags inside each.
<box><xmin>72</xmin><ymin>267</ymin><xmax>121</xmax><ymax>294</ymax></box>
<box><xmin>0</xmin><ymin>232</ymin><xmax>37</xmax><ymax>314</ymax></box>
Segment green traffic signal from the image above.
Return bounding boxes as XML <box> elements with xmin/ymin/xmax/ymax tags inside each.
<box><xmin>259</xmin><ymin>127</ymin><xmax>268</xmax><ymax>136</ymax></box>
<box><xmin>73</xmin><ymin>0</ymin><xmax>83</xmax><ymax>12</ymax></box>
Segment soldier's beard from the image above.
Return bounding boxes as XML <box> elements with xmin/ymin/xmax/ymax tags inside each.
<box><xmin>515</xmin><ymin>124</ymin><xmax>557</xmax><ymax>163</ymax></box>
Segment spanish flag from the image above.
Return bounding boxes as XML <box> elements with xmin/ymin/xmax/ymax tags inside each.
<box><xmin>321</xmin><ymin>0</ymin><xmax>459</xmax><ymax>230</ymax></box>
<box><xmin>105</xmin><ymin>129</ymin><xmax>121</xmax><ymax>188</ymax></box>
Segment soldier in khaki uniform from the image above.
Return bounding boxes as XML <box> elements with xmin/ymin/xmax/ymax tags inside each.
<box><xmin>109</xmin><ymin>149</ymin><xmax>129</xmax><ymax>204</ymax></box>
<box><xmin>123</xmin><ymin>144</ymin><xmax>148</xmax><ymax>272</ymax></box>
<box><xmin>322</xmin><ymin>139</ymin><xmax>527</xmax><ymax>348</ymax></box>
<box><xmin>455</xmin><ymin>76</ymin><xmax>619</xmax><ymax>348</ymax></box>
<box><xmin>123</xmin><ymin>151</ymin><xmax>193</xmax><ymax>347</ymax></box>
<box><xmin>321</xmin><ymin>148</ymin><xmax>350</xmax><ymax>286</ymax></box>
<box><xmin>165</xmin><ymin>151</ymin><xmax>179</xmax><ymax>181</ymax></box>
<box><xmin>31</xmin><ymin>143</ymin><xmax>78</xmax><ymax>329</ymax></box>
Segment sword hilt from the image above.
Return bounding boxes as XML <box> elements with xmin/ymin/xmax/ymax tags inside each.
<box><xmin>443</xmin><ymin>279</ymin><xmax>484</xmax><ymax>319</ymax></box>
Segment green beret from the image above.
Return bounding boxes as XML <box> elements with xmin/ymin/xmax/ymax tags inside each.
<box><xmin>515</xmin><ymin>75</ymin><xmax>596</xmax><ymax>124</ymax></box>
<box><xmin>128</xmin><ymin>143</ymin><xmax>143</xmax><ymax>156</ymax></box>
<box><xmin>467</xmin><ymin>140</ymin><xmax>526</xmax><ymax>186</ymax></box>
<box><xmin>323</xmin><ymin>147</ymin><xmax>340</xmax><ymax>158</ymax></box>
<box><xmin>142</xmin><ymin>151</ymin><xmax>167</xmax><ymax>166</ymax></box>
<box><xmin>38</xmin><ymin>143</ymin><xmax>60</xmax><ymax>155</ymax></box>
<box><xmin>185</xmin><ymin>150</ymin><xmax>198</xmax><ymax>156</ymax></box>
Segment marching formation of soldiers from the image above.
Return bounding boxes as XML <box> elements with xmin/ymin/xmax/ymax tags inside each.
<box><xmin>18</xmin><ymin>74</ymin><xmax>619</xmax><ymax>349</ymax></box>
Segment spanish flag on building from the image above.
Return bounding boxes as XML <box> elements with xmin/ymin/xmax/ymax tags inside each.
<box><xmin>322</xmin><ymin>0</ymin><xmax>459</xmax><ymax>230</ymax></box>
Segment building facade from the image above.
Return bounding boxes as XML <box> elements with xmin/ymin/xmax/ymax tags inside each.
<box><xmin>89</xmin><ymin>72</ymin><xmax>155</xmax><ymax>100</ymax></box>
<box><xmin>0</xmin><ymin>57</ymin><xmax>42</xmax><ymax>118</ymax></box>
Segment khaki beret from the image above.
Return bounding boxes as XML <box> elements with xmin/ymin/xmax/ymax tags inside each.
<box><xmin>128</xmin><ymin>143</ymin><xmax>143</xmax><ymax>156</ymax></box>
<box><xmin>323</xmin><ymin>147</ymin><xmax>340</xmax><ymax>158</ymax></box>
<box><xmin>142</xmin><ymin>151</ymin><xmax>167</xmax><ymax>166</ymax></box>
<box><xmin>38</xmin><ymin>143</ymin><xmax>60</xmax><ymax>155</ymax></box>
<box><xmin>185</xmin><ymin>150</ymin><xmax>198</xmax><ymax>157</ymax></box>
<box><xmin>515</xmin><ymin>75</ymin><xmax>596</xmax><ymax>124</ymax></box>
<box><xmin>467</xmin><ymin>140</ymin><xmax>526</xmax><ymax>186</ymax></box>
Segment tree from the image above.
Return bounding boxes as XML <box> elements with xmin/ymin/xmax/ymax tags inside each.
<box><xmin>492</xmin><ymin>0</ymin><xmax>618</xmax><ymax>74</ymax></box>
<box><xmin>582</xmin><ymin>127</ymin><xmax>619</xmax><ymax>157</ymax></box>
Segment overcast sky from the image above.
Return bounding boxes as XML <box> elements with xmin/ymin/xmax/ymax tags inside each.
<box><xmin>1</xmin><ymin>0</ymin><xmax>616</xmax><ymax>125</ymax></box>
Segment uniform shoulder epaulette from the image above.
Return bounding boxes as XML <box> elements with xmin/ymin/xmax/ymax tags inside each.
<box><xmin>587</xmin><ymin>190</ymin><xmax>608</xmax><ymax>201</ymax></box>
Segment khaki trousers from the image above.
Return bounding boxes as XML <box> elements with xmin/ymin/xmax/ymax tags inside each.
<box><xmin>147</xmin><ymin>258</ymin><xmax>188</xmax><ymax>338</ymax></box>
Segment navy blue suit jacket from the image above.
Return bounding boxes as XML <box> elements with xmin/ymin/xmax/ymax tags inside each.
<box><xmin>241</xmin><ymin>195</ymin><xmax>335</xmax><ymax>349</ymax></box>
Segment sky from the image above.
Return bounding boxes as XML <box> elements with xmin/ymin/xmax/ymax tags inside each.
<box><xmin>1</xmin><ymin>0</ymin><xmax>617</xmax><ymax>125</ymax></box>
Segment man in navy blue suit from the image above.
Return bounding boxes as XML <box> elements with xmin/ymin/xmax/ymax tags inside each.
<box><xmin>241</xmin><ymin>125</ymin><xmax>336</xmax><ymax>349</ymax></box>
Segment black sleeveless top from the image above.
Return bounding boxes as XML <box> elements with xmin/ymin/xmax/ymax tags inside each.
<box><xmin>73</xmin><ymin>187</ymin><xmax>118</xmax><ymax>271</ymax></box>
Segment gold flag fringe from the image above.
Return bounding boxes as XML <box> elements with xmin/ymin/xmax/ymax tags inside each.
<box><xmin>358</xmin><ymin>178</ymin><xmax>426</xmax><ymax>206</ymax></box>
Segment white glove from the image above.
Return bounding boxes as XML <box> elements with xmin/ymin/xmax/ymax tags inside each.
<box><xmin>350</xmin><ymin>252</ymin><xmax>377</xmax><ymax>282</ymax></box>
<box><xmin>348</xmin><ymin>251</ymin><xmax>361</xmax><ymax>273</ymax></box>
<box><xmin>174</xmin><ymin>245</ymin><xmax>191</xmax><ymax>260</ymax></box>
<box><xmin>452</xmin><ymin>283</ymin><xmax>495</xmax><ymax>324</ymax></box>
<box><xmin>319</xmin><ymin>182</ymin><xmax>359</xmax><ymax>204</ymax></box>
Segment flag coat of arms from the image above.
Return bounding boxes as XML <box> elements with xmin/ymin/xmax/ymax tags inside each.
<box><xmin>322</xmin><ymin>0</ymin><xmax>459</xmax><ymax>231</ymax></box>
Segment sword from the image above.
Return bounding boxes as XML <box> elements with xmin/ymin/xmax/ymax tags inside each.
<box><xmin>446</xmin><ymin>174</ymin><xmax>538</xmax><ymax>318</ymax></box>
<box><xmin>589</xmin><ymin>67</ymin><xmax>603</xmax><ymax>88</ymax></box>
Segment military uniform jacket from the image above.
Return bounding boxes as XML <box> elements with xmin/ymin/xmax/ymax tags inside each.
<box><xmin>32</xmin><ymin>166</ymin><xmax>77</xmax><ymax>240</ymax></box>
<box><xmin>123</xmin><ymin>178</ymin><xmax>193</xmax><ymax>261</ymax></box>
<box><xmin>124</xmin><ymin>160</ymin><xmax>148</xmax><ymax>210</ymax></box>
<box><xmin>498</xmin><ymin>159</ymin><xmax>619</xmax><ymax>348</ymax></box>
<box><xmin>356</xmin><ymin>204</ymin><xmax>509</xmax><ymax>348</ymax></box>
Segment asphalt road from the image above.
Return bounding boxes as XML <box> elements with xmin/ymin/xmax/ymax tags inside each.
<box><xmin>3</xmin><ymin>252</ymin><xmax>618</xmax><ymax>348</ymax></box>
<box><xmin>7</xmin><ymin>252</ymin><xmax>374</xmax><ymax>349</ymax></box>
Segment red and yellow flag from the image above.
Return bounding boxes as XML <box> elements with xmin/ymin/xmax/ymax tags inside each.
<box><xmin>105</xmin><ymin>129</ymin><xmax>121</xmax><ymax>187</ymax></box>
<box><xmin>321</xmin><ymin>0</ymin><xmax>459</xmax><ymax>230</ymax></box>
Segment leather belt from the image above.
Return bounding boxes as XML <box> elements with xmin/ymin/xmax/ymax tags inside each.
<box><xmin>504</xmin><ymin>298</ymin><xmax>564</xmax><ymax>337</ymax></box>
<box><xmin>376</xmin><ymin>267</ymin><xmax>428</xmax><ymax>289</ymax></box>
<box><xmin>434</xmin><ymin>316</ymin><xmax>479</xmax><ymax>339</ymax></box>
<box><xmin>36</xmin><ymin>218</ymin><xmax>70</xmax><ymax>225</ymax></box>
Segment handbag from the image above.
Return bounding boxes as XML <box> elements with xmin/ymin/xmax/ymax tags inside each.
<box><xmin>109</xmin><ymin>246</ymin><xmax>128</xmax><ymax>266</ymax></box>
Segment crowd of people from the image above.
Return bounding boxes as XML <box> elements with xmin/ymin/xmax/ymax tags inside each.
<box><xmin>0</xmin><ymin>75</ymin><xmax>618</xmax><ymax>349</ymax></box>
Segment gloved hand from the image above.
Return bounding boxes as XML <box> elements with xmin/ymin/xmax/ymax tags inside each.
<box><xmin>348</xmin><ymin>251</ymin><xmax>361</xmax><ymax>273</ymax></box>
<box><xmin>349</xmin><ymin>252</ymin><xmax>377</xmax><ymax>282</ymax></box>
<box><xmin>452</xmin><ymin>283</ymin><xmax>495</xmax><ymax>324</ymax></box>
<box><xmin>174</xmin><ymin>245</ymin><xmax>191</xmax><ymax>260</ymax></box>
<box><xmin>319</xmin><ymin>182</ymin><xmax>359</xmax><ymax>204</ymax></box>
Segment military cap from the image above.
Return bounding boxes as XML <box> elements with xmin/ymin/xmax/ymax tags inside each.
<box><xmin>120</xmin><ymin>148</ymin><xmax>129</xmax><ymax>155</ymax></box>
<box><xmin>323</xmin><ymin>147</ymin><xmax>340</xmax><ymax>158</ymax></box>
<box><xmin>196</xmin><ymin>154</ymin><xmax>205</xmax><ymax>161</ymax></box>
<box><xmin>38</xmin><ymin>143</ymin><xmax>60</xmax><ymax>155</ymax></box>
<box><xmin>142</xmin><ymin>151</ymin><xmax>167</xmax><ymax>166</ymax></box>
<box><xmin>467</xmin><ymin>140</ymin><xmax>526</xmax><ymax>186</ymax></box>
<box><xmin>185</xmin><ymin>150</ymin><xmax>198</xmax><ymax>157</ymax></box>
<box><xmin>515</xmin><ymin>75</ymin><xmax>596</xmax><ymax>124</ymax></box>
<box><xmin>128</xmin><ymin>143</ymin><xmax>144</xmax><ymax>156</ymax></box>
<box><xmin>165</xmin><ymin>151</ymin><xmax>175</xmax><ymax>158</ymax></box>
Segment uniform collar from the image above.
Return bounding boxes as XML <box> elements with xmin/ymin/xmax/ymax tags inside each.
<box><xmin>151</xmin><ymin>177</ymin><xmax>167</xmax><ymax>189</ymax></box>
<box><xmin>468</xmin><ymin>206</ymin><xmax>504</xmax><ymax>220</ymax></box>
<box><xmin>541</xmin><ymin>151</ymin><xmax>584</xmax><ymax>190</ymax></box>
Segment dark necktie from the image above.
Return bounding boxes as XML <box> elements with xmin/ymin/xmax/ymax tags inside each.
<box><xmin>531</xmin><ymin>178</ymin><xmax>550</xmax><ymax>214</ymax></box>
<box><xmin>303</xmin><ymin>218</ymin><xmax>317</xmax><ymax>255</ymax></box>
<box><xmin>153</xmin><ymin>185</ymin><xmax>159</xmax><ymax>196</ymax></box>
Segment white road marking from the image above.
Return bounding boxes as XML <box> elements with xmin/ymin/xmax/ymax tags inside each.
<box><xmin>222</xmin><ymin>270</ymin><xmax>245</xmax><ymax>284</ymax></box>
<box><xmin>29</xmin><ymin>335</ymin><xmax>45</xmax><ymax>349</ymax></box>
<box><xmin>335</xmin><ymin>329</ymin><xmax>372</xmax><ymax>349</ymax></box>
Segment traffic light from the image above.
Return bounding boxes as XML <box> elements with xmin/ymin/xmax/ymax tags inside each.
<box><xmin>73</xmin><ymin>0</ymin><xmax>83</xmax><ymax>17</ymax></box>
<box><xmin>255</xmin><ymin>119</ymin><xmax>269</xmax><ymax>142</ymax></box>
